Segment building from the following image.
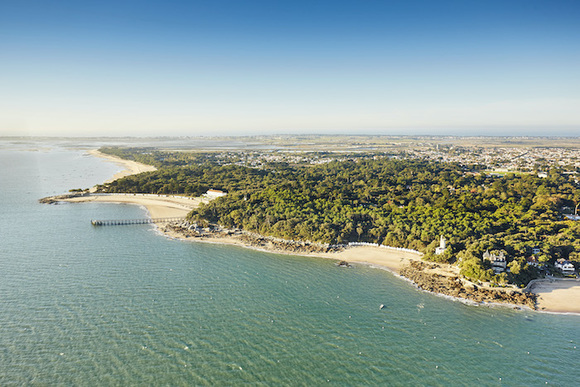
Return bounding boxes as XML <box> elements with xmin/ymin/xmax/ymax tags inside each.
<box><xmin>435</xmin><ymin>236</ymin><xmax>447</xmax><ymax>255</ymax></box>
<box><xmin>205</xmin><ymin>189</ymin><xmax>227</xmax><ymax>198</ymax></box>
<box><xmin>555</xmin><ymin>259</ymin><xmax>576</xmax><ymax>275</ymax></box>
<box><xmin>483</xmin><ymin>250</ymin><xmax>507</xmax><ymax>274</ymax></box>
<box><xmin>526</xmin><ymin>256</ymin><xmax>539</xmax><ymax>267</ymax></box>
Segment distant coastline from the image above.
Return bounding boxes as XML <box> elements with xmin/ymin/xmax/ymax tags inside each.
<box><xmin>41</xmin><ymin>148</ymin><xmax>580</xmax><ymax>314</ymax></box>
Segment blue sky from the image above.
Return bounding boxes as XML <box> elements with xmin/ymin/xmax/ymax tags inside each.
<box><xmin>1</xmin><ymin>0</ymin><xmax>579</xmax><ymax>136</ymax></box>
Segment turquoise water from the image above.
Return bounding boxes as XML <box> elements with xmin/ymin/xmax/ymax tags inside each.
<box><xmin>0</xmin><ymin>146</ymin><xmax>579</xmax><ymax>386</ymax></box>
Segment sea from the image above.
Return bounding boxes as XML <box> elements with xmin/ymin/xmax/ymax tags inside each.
<box><xmin>0</xmin><ymin>143</ymin><xmax>579</xmax><ymax>386</ymax></box>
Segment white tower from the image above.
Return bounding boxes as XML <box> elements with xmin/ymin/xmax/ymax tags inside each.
<box><xmin>435</xmin><ymin>235</ymin><xmax>447</xmax><ymax>255</ymax></box>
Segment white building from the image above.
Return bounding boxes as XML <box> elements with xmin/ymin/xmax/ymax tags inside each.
<box><xmin>564</xmin><ymin>214</ymin><xmax>580</xmax><ymax>221</ymax></box>
<box><xmin>435</xmin><ymin>235</ymin><xmax>447</xmax><ymax>255</ymax></box>
<box><xmin>555</xmin><ymin>259</ymin><xmax>576</xmax><ymax>275</ymax></box>
<box><xmin>205</xmin><ymin>189</ymin><xmax>227</xmax><ymax>198</ymax></box>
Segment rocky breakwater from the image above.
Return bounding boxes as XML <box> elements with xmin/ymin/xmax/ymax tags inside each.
<box><xmin>400</xmin><ymin>261</ymin><xmax>537</xmax><ymax>309</ymax></box>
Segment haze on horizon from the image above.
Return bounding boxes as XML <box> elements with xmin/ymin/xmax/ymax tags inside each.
<box><xmin>1</xmin><ymin>0</ymin><xmax>579</xmax><ymax>138</ymax></box>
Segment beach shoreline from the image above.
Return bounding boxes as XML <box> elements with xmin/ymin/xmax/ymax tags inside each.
<box><xmin>63</xmin><ymin>193</ymin><xmax>206</xmax><ymax>219</ymax></box>
<box><xmin>43</xmin><ymin>149</ymin><xmax>580</xmax><ymax>314</ymax></box>
<box><xmin>160</xmin><ymin>223</ymin><xmax>538</xmax><ymax>309</ymax></box>
<box><xmin>528</xmin><ymin>279</ymin><xmax>580</xmax><ymax>314</ymax></box>
<box><xmin>87</xmin><ymin>149</ymin><xmax>157</xmax><ymax>186</ymax></box>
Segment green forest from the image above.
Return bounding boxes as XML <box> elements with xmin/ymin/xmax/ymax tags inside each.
<box><xmin>98</xmin><ymin>147</ymin><xmax>580</xmax><ymax>286</ymax></box>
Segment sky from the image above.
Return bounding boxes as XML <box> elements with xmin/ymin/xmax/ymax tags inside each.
<box><xmin>1</xmin><ymin>0</ymin><xmax>579</xmax><ymax>137</ymax></box>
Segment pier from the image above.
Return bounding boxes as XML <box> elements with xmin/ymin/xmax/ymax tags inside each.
<box><xmin>91</xmin><ymin>217</ymin><xmax>184</xmax><ymax>226</ymax></box>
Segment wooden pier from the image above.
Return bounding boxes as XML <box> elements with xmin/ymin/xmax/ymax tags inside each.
<box><xmin>91</xmin><ymin>217</ymin><xmax>184</xmax><ymax>226</ymax></box>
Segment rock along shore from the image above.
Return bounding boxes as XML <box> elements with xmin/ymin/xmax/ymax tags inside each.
<box><xmin>39</xmin><ymin>192</ymin><xmax>89</xmax><ymax>204</ymax></box>
<box><xmin>400</xmin><ymin>261</ymin><xmax>537</xmax><ymax>309</ymax></box>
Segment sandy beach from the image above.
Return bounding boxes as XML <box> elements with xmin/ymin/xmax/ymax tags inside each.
<box><xmin>315</xmin><ymin>245</ymin><xmax>425</xmax><ymax>274</ymax></box>
<box><xmin>87</xmin><ymin>149</ymin><xmax>157</xmax><ymax>186</ymax></box>
<box><xmin>65</xmin><ymin>193</ymin><xmax>207</xmax><ymax>218</ymax></box>
<box><xmin>528</xmin><ymin>279</ymin><xmax>580</xmax><ymax>314</ymax></box>
<box><xmin>162</xmin><ymin>229</ymin><xmax>424</xmax><ymax>274</ymax></box>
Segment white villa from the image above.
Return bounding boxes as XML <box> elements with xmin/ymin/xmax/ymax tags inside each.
<box><xmin>555</xmin><ymin>259</ymin><xmax>576</xmax><ymax>276</ymax></box>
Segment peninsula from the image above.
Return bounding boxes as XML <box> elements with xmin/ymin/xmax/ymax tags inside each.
<box><xmin>42</xmin><ymin>136</ymin><xmax>580</xmax><ymax>313</ymax></box>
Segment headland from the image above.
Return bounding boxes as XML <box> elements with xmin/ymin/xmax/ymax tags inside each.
<box><xmin>40</xmin><ymin>147</ymin><xmax>580</xmax><ymax>314</ymax></box>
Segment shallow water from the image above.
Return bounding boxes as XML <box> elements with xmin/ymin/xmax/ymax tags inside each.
<box><xmin>0</xmin><ymin>146</ymin><xmax>579</xmax><ymax>385</ymax></box>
